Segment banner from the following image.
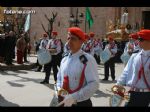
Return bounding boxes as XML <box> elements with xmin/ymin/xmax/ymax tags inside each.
<box><xmin>85</xmin><ymin>7</ymin><xmax>94</xmax><ymax>29</ymax></box>
<box><xmin>24</xmin><ymin>13</ymin><xmax>31</xmax><ymax>32</ymax></box>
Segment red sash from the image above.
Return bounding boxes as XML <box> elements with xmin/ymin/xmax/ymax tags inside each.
<box><xmin>62</xmin><ymin>64</ymin><xmax>87</xmax><ymax>94</ymax></box>
<box><xmin>133</xmin><ymin>55</ymin><xmax>150</xmax><ymax>91</ymax></box>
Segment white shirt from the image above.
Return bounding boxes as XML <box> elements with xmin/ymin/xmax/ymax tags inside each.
<box><xmin>47</xmin><ymin>38</ymin><xmax>61</xmax><ymax>55</ymax></box>
<box><xmin>57</xmin><ymin>50</ymin><xmax>99</xmax><ymax>102</ymax></box>
<box><xmin>105</xmin><ymin>42</ymin><xmax>117</xmax><ymax>58</ymax></box>
<box><xmin>39</xmin><ymin>38</ymin><xmax>49</xmax><ymax>49</ymax></box>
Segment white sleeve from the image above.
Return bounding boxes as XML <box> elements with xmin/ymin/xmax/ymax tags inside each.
<box><xmin>56</xmin><ymin>60</ymin><xmax>63</xmax><ymax>90</ymax></box>
<box><xmin>116</xmin><ymin>55</ymin><xmax>134</xmax><ymax>86</ymax></box>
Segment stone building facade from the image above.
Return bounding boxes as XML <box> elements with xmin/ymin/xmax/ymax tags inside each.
<box><xmin>1</xmin><ymin>7</ymin><xmax>150</xmax><ymax>52</ymax></box>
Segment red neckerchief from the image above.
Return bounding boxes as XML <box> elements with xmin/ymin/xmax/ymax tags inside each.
<box><xmin>134</xmin><ymin>40</ymin><xmax>139</xmax><ymax>46</ymax></box>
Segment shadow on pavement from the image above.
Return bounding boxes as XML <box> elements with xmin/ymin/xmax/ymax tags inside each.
<box><xmin>44</xmin><ymin>83</ymin><xmax>54</xmax><ymax>90</ymax></box>
<box><xmin>93</xmin><ymin>89</ymin><xmax>111</xmax><ymax>98</ymax></box>
<box><xmin>7</xmin><ymin>81</ymin><xmax>25</xmax><ymax>87</ymax></box>
<box><xmin>100</xmin><ymin>79</ymin><xmax>117</xmax><ymax>84</ymax></box>
<box><xmin>13</xmin><ymin>76</ymin><xmax>43</xmax><ymax>84</ymax></box>
<box><xmin>0</xmin><ymin>94</ymin><xmax>20</xmax><ymax>107</ymax></box>
<box><xmin>0</xmin><ymin>71</ymin><xmax>43</xmax><ymax>84</ymax></box>
<box><xmin>0</xmin><ymin>71</ymin><xmax>18</xmax><ymax>76</ymax></box>
<box><xmin>12</xmin><ymin>70</ymin><xmax>28</xmax><ymax>74</ymax></box>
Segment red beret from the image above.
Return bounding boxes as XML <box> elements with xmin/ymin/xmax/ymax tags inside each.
<box><xmin>137</xmin><ymin>29</ymin><xmax>150</xmax><ymax>41</ymax></box>
<box><xmin>108</xmin><ymin>36</ymin><xmax>114</xmax><ymax>41</ymax></box>
<box><xmin>89</xmin><ymin>32</ymin><xmax>95</xmax><ymax>37</ymax></box>
<box><xmin>43</xmin><ymin>33</ymin><xmax>48</xmax><ymax>37</ymax></box>
<box><xmin>84</xmin><ymin>33</ymin><xmax>89</xmax><ymax>40</ymax></box>
<box><xmin>68</xmin><ymin>27</ymin><xmax>85</xmax><ymax>41</ymax></box>
<box><xmin>52</xmin><ymin>31</ymin><xmax>58</xmax><ymax>36</ymax></box>
<box><xmin>129</xmin><ymin>33</ymin><xmax>138</xmax><ymax>40</ymax></box>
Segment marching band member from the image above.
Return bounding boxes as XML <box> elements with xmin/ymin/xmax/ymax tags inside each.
<box><xmin>39</xmin><ymin>33</ymin><xmax>49</xmax><ymax>50</ymax></box>
<box><xmin>122</xmin><ymin>33</ymin><xmax>142</xmax><ymax>66</ymax></box>
<box><xmin>87</xmin><ymin>32</ymin><xmax>95</xmax><ymax>56</ymax></box>
<box><xmin>37</xmin><ymin>33</ymin><xmax>49</xmax><ymax>72</ymax></box>
<box><xmin>93</xmin><ymin>38</ymin><xmax>103</xmax><ymax>65</ymax></box>
<box><xmin>124</xmin><ymin>36</ymin><xmax>135</xmax><ymax>56</ymax></box>
<box><xmin>97</xmin><ymin>38</ymin><xmax>103</xmax><ymax>52</ymax></box>
<box><xmin>116</xmin><ymin>29</ymin><xmax>150</xmax><ymax>106</ymax></box>
<box><xmin>130</xmin><ymin>33</ymin><xmax>142</xmax><ymax>53</ymax></box>
<box><xmin>56</xmin><ymin>27</ymin><xmax>99</xmax><ymax>107</ymax></box>
<box><xmin>40</xmin><ymin>31</ymin><xmax>61</xmax><ymax>84</ymax></box>
<box><xmin>103</xmin><ymin>36</ymin><xmax>117</xmax><ymax>81</ymax></box>
<box><xmin>81</xmin><ymin>33</ymin><xmax>90</xmax><ymax>53</ymax></box>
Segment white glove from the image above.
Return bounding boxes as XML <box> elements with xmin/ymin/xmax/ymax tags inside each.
<box><xmin>57</xmin><ymin>94</ymin><xmax>76</xmax><ymax>107</ymax></box>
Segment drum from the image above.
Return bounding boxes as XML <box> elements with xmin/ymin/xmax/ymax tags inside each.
<box><xmin>109</xmin><ymin>85</ymin><xmax>128</xmax><ymax>107</ymax></box>
<box><xmin>100</xmin><ymin>48</ymin><xmax>111</xmax><ymax>63</ymax></box>
<box><xmin>37</xmin><ymin>48</ymin><xmax>52</xmax><ymax>65</ymax></box>
<box><xmin>120</xmin><ymin>52</ymin><xmax>130</xmax><ymax>64</ymax></box>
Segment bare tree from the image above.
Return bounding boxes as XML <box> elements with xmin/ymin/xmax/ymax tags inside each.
<box><xmin>41</xmin><ymin>12</ymin><xmax>57</xmax><ymax>39</ymax></box>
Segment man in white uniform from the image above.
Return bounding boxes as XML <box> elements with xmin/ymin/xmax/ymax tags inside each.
<box><xmin>116</xmin><ymin>29</ymin><xmax>150</xmax><ymax>106</ymax></box>
<box><xmin>56</xmin><ymin>27</ymin><xmax>99</xmax><ymax>107</ymax></box>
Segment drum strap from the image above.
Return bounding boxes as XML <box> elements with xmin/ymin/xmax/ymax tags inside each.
<box><xmin>132</xmin><ymin>55</ymin><xmax>150</xmax><ymax>91</ymax></box>
<box><xmin>62</xmin><ymin>55</ymin><xmax>88</xmax><ymax>94</ymax></box>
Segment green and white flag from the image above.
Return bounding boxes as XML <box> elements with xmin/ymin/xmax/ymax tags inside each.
<box><xmin>24</xmin><ymin>13</ymin><xmax>31</xmax><ymax>32</ymax></box>
<box><xmin>86</xmin><ymin>7</ymin><xmax>94</xmax><ymax>29</ymax></box>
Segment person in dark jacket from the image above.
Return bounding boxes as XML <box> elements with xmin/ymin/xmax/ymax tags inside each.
<box><xmin>4</xmin><ymin>31</ymin><xmax>16</xmax><ymax>65</ymax></box>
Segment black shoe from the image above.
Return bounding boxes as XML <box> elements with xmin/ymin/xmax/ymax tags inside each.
<box><xmin>112</xmin><ymin>79</ymin><xmax>115</xmax><ymax>81</ymax></box>
<box><xmin>102</xmin><ymin>78</ymin><xmax>108</xmax><ymax>81</ymax></box>
<box><xmin>40</xmin><ymin>81</ymin><xmax>49</xmax><ymax>84</ymax></box>
<box><xmin>24</xmin><ymin>60</ymin><xmax>29</xmax><ymax>63</ymax></box>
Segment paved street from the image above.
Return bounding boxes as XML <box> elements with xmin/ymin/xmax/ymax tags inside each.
<box><xmin>0</xmin><ymin>62</ymin><xmax>127</xmax><ymax>107</ymax></box>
